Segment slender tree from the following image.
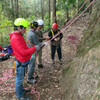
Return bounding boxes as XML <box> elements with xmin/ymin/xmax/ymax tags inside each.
<box><xmin>49</xmin><ymin>0</ymin><xmax>51</xmax><ymax>28</ymax></box>
<box><xmin>89</xmin><ymin>0</ymin><xmax>93</xmax><ymax>13</ymax></box>
<box><xmin>16</xmin><ymin>0</ymin><xmax>19</xmax><ymax>18</ymax></box>
<box><xmin>34</xmin><ymin>0</ymin><xmax>36</xmax><ymax>16</ymax></box>
<box><xmin>53</xmin><ymin>0</ymin><xmax>56</xmax><ymax>23</ymax></box>
<box><xmin>41</xmin><ymin>0</ymin><xmax>44</xmax><ymax>20</ymax></box>
<box><xmin>11</xmin><ymin>0</ymin><xmax>15</xmax><ymax>21</ymax></box>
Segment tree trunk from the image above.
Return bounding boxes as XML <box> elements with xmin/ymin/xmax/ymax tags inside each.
<box><xmin>34</xmin><ymin>0</ymin><xmax>36</xmax><ymax>16</ymax></box>
<box><xmin>76</xmin><ymin>0</ymin><xmax>78</xmax><ymax>11</ymax></box>
<box><xmin>53</xmin><ymin>0</ymin><xmax>56</xmax><ymax>23</ymax></box>
<box><xmin>49</xmin><ymin>0</ymin><xmax>51</xmax><ymax>28</ymax></box>
<box><xmin>16</xmin><ymin>0</ymin><xmax>19</xmax><ymax>18</ymax></box>
<box><xmin>11</xmin><ymin>0</ymin><xmax>15</xmax><ymax>22</ymax></box>
<box><xmin>41</xmin><ymin>0</ymin><xmax>44</xmax><ymax>20</ymax></box>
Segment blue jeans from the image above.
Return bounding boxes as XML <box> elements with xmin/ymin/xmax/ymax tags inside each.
<box><xmin>27</xmin><ymin>54</ymin><xmax>35</xmax><ymax>79</ymax></box>
<box><xmin>15</xmin><ymin>60</ymin><xmax>29</xmax><ymax>98</ymax></box>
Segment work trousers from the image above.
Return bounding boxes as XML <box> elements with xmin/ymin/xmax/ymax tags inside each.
<box><xmin>37</xmin><ymin>49</ymin><xmax>42</xmax><ymax>65</ymax></box>
<box><xmin>27</xmin><ymin>54</ymin><xmax>35</xmax><ymax>80</ymax></box>
<box><xmin>51</xmin><ymin>45</ymin><xmax>62</xmax><ymax>61</ymax></box>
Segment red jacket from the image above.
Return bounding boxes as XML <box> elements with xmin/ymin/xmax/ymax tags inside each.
<box><xmin>9</xmin><ymin>31</ymin><xmax>36</xmax><ymax>63</ymax></box>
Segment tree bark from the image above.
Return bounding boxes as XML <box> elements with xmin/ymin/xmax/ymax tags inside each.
<box><xmin>11</xmin><ymin>0</ymin><xmax>15</xmax><ymax>22</ymax></box>
<box><xmin>34</xmin><ymin>0</ymin><xmax>36</xmax><ymax>16</ymax></box>
<box><xmin>16</xmin><ymin>0</ymin><xmax>19</xmax><ymax>18</ymax></box>
<box><xmin>53</xmin><ymin>0</ymin><xmax>56</xmax><ymax>23</ymax></box>
<box><xmin>49</xmin><ymin>0</ymin><xmax>51</xmax><ymax>28</ymax></box>
<box><xmin>41</xmin><ymin>0</ymin><xmax>44</xmax><ymax>20</ymax></box>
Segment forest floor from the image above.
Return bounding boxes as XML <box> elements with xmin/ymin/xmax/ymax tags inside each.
<box><xmin>0</xmin><ymin>13</ymin><xmax>90</xmax><ymax>100</ymax></box>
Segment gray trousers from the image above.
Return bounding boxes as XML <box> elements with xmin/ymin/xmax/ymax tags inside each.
<box><xmin>27</xmin><ymin>54</ymin><xmax>35</xmax><ymax>79</ymax></box>
<box><xmin>37</xmin><ymin>49</ymin><xmax>42</xmax><ymax>65</ymax></box>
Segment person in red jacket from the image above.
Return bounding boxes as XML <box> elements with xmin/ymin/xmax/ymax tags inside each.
<box><xmin>9</xmin><ymin>18</ymin><xmax>40</xmax><ymax>100</ymax></box>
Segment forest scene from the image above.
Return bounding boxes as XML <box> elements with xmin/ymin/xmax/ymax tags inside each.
<box><xmin>0</xmin><ymin>0</ymin><xmax>100</xmax><ymax>100</ymax></box>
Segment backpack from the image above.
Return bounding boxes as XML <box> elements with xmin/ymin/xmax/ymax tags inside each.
<box><xmin>0</xmin><ymin>53</ymin><xmax>10</xmax><ymax>62</ymax></box>
<box><xmin>2</xmin><ymin>45</ymin><xmax>13</xmax><ymax>54</ymax></box>
<box><xmin>0</xmin><ymin>45</ymin><xmax>13</xmax><ymax>62</ymax></box>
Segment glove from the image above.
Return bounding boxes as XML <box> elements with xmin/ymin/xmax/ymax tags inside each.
<box><xmin>40</xmin><ymin>42</ymin><xmax>48</xmax><ymax>47</ymax></box>
<box><xmin>35</xmin><ymin>45</ymin><xmax>40</xmax><ymax>51</ymax></box>
<box><xmin>43</xmin><ymin>42</ymin><xmax>48</xmax><ymax>46</ymax></box>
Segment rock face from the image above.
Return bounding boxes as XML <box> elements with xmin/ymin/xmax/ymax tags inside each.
<box><xmin>60</xmin><ymin>0</ymin><xmax>100</xmax><ymax>100</ymax></box>
<box><xmin>61</xmin><ymin>47</ymin><xmax>100</xmax><ymax>100</ymax></box>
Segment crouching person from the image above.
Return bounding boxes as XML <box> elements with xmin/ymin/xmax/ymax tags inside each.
<box><xmin>9</xmin><ymin>18</ymin><xmax>40</xmax><ymax>100</ymax></box>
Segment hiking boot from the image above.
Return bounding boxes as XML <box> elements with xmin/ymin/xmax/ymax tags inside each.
<box><xmin>52</xmin><ymin>60</ymin><xmax>55</xmax><ymax>65</ymax></box>
<box><xmin>32</xmin><ymin>74</ymin><xmax>38</xmax><ymax>79</ymax></box>
<box><xmin>23</xmin><ymin>89</ymin><xmax>31</xmax><ymax>94</ymax></box>
<box><xmin>59</xmin><ymin>60</ymin><xmax>62</xmax><ymax>65</ymax></box>
<box><xmin>38</xmin><ymin>64</ymin><xmax>44</xmax><ymax>68</ymax></box>
<box><xmin>18</xmin><ymin>96</ymin><xmax>30</xmax><ymax>100</ymax></box>
<box><xmin>27</xmin><ymin>79</ymin><xmax>37</xmax><ymax>84</ymax></box>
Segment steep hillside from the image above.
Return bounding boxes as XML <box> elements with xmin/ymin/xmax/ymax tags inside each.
<box><xmin>60</xmin><ymin>0</ymin><xmax>100</xmax><ymax>100</ymax></box>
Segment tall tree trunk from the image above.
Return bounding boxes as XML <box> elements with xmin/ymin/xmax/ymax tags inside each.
<box><xmin>53</xmin><ymin>0</ymin><xmax>56</xmax><ymax>23</ymax></box>
<box><xmin>34</xmin><ymin>0</ymin><xmax>36</xmax><ymax>17</ymax></box>
<box><xmin>49</xmin><ymin>0</ymin><xmax>51</xmax><ymax>28</ymax></box>
<box><xmin>41</xmin><ymin>0</ymin><xmax>44</xmax><ymax>20</ymax></box>
<box><xmin>15</xmin><ymin>0</ymin><xmax>17</xmax><ymax>18</ymax></box>
<box><xmin>16</xmin><ymin>0</ymin><xmax>19</xmax><ymax>18</ymax></box>
<box><xmin>11</xmin><ymin>0</ymin><xmax>15</xmax><ymax>22</ymax></box>
<box><xmin>67</xmin><ymin>10</ymin><xmax>69</xmax><ymax>21</ymax></box>
<box><xmin>76</xmin><ymin>0</ymin><xmax>78</xmax><ymax>11</ymax></box>
<box><xmin>1</xmin><ymin>0</ymin><xmax>4</xmax><ymax>11</ymax></box>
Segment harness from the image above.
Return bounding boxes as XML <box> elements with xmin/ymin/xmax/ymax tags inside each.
<box><xmin>51</xmin><ymin>30</ymin><xmax>54</xmax><ymax>37</ymax></box>
<box><xmin>16</xmin><ymin>59</ymin><xmax>29</xmax><ymax>68</ymax></box>
<box><xmin>51</xmin><ymin>29</ymin><xmax>60</xmax><ymax>38</ymax></box>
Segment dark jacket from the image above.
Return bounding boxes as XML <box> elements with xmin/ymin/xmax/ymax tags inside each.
<box><xmin>48</xmin><ymin>29</ymin><xmax>63</xmax><ymax>46</ymax></box>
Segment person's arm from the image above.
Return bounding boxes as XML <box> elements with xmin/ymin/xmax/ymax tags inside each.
<box><xmin>59</xmin><ymin>32</ymin><xmax>63</xmax><ymax>40</ymax></box>
<box><xmin>11</xmin><ymin>37</ymin><xmax>36</xmax><ymax>56</ymax></box>
<box><xmin>36</xmin><ymin>31</ymin><xmax>46</xmax><ymax>41</ymax></box>
<box><xmin>38</xmin><ymin>37</ymin><xmax>46</xmax><ymax>41</ymax></box>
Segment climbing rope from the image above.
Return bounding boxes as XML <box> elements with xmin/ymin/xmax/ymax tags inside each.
<box><xmin>0</xmin><ymin>69</ymin><xmax>15</xmax><ymax>95</ymax></box>
<box><xmin>47</xmin><ymin>0</ymin><xmax>95</xmax><ymax>45</ymax></box>
<box><xmin>62</xmin><ymin>0</ymin><xmax>89</xmax><ymax>29</ymax></box>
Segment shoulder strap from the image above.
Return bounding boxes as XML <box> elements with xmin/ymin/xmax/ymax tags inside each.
<box><xmin>26</xmin><ymin>32</ymin><xmax>34</xmax><ymax>46</ymax></box>
<box><xmin>51</xmin><ymin>30</ymin><xmax>54</xmax><ymax>37</ymax></box>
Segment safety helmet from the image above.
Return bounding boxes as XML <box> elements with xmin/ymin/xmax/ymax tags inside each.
<box><xmin>52</xmin><ymin>23</ymin><xmax>57</xmax><ymax>29</ymax></box>
<box><xmin>14</xmin><ymin>18</ymin><xmax>28</xmax><ymax>27</ymax></box>
<box><xmin>37</xmin><ymin>19</ymin><xmax>44</xmax><ymax>26</ymax></box>
<box><xmin>30</xmin><ymin>21</ymin><xmax>38</xmax><ymax>28</ymax></box>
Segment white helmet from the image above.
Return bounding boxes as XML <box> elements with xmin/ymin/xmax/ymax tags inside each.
<box><xmin>37</xmin><ymin>19</ymin><xmax>44</xmax><ymax>26</ymax></box>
